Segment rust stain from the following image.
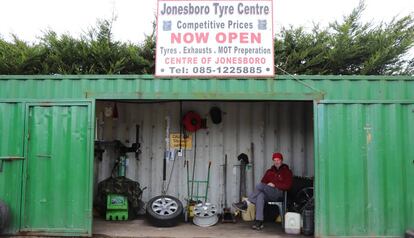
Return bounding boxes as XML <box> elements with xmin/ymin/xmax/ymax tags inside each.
<box><xmin>367</xmin><ymin>132</ymin><xmax>372</xmax><ymax>144</ymax></box>
<box><xmin>364</xmin><ymin>124</ymin><xmax>372</xmax><ymax>144</ymax></box>
<box><xmin>38</xmin><ymin>102</ymin><xmax>52</xmax><ymax>106</ymax></box>
<box><xmin>136</xmin><ymin>91</ymin><xmax>143</xmax><ymax>98</ymax></box>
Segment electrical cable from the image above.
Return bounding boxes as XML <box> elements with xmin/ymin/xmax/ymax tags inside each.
<box><xmin>179</xmin><ymin>101</ymin><xmax>182</xmax><ymax>151</ymax></box>
<box><xmin>190</xmin><ymin>131</ymin><xmax>197</xmax><ymax>201</ymax></box>
<box><xmin>164</xmin><ymin>149</ymin><xmax>177</xmax><ymax>194</ymax></box>
<box><xmin>275</xmin><ymin>65</ymin><xmax>325</xmax><ymax>96</ymax></box>
<box><xmin>165</xmin><ymin>101</ymin><xmax>183</xmax><ymax>194</ymax></box>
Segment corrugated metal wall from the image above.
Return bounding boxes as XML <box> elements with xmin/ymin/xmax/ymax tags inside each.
<box><xmin>316</xmin><ymin>103</ymin><xmax>414</xmax><ymax>237</ymax></box>
<box><xmin>1</xmin><ymin>75</ymin><xmax>414</xmax><ymax>237</ymax></box>
<box><xmin>0</xmin><ymin>102</ymin><xmax>24</xmax><ymax>234</ymax></box>
<box><xmin>0</xmin><ymin>75</ymin><xmax>413</xmax><ymax>101</ymax></box>
<box><xmin>23</xmin><ymin>105</ymin><xmax>91</xmax><ymax>235</ymax></box>
<box><xmin>94</xmin><ymin>100</ymin><xmax>314</xmax><ymax>208</ymax></box>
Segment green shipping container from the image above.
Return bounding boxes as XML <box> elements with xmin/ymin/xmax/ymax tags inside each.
<box><xmin>0</xmin><ymin>101</ymin><xmax>93</xmax><ymax>237</ymax></box>
<box><xmin>0</xmin><ymin>75</ymin><xmax>413</xmax><ymax>237</ymax></box>
<box><xmin>316</xmin><ymin>103</ymin><xmax>414</xmax><ymax>236</ymax></box>
<box><xmin>0</xmin><ymin>102</ymin><xmax>25</xmax><ymax>234</ymax></box>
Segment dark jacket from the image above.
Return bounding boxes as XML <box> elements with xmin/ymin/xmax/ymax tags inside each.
<box><xmin>260</xmin><ymin>164</ymin><xmax>293</xmax><ymax>190</ymax></box>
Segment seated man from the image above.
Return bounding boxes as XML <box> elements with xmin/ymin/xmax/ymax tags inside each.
<box><xmin>232</xmin><ymin>152</ymin><xmax>293</xmax><ymax>230</ymax></box>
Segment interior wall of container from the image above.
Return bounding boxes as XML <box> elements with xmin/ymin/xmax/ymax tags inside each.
<box><xmin>94</xmin><ymin>100</ymin><xmax>314</xmax><ymax>207</ymax></box>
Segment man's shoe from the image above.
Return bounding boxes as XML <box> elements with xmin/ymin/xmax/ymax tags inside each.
<box><xmin>251</xmin><ymin>220</ymin><xmax>264</xmax><ymax>230</ymax></box>
<box><xmin>232</xmin><ymin>201</ymin><xmax>247</xmax><ymax>212</ymax></box>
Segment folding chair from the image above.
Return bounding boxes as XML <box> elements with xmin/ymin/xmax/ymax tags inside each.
<box><xmin>267</xmin><ymin>191</ymin><xmax>288</xmax><ymax>227</ymax></box>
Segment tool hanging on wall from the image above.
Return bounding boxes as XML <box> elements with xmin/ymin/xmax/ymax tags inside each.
<box><xmin>251</xmin><ymin>143</ymin><xmax>255</xmax><ymax>190</ymax></box>
<box><xmin>112</xmin><ymin>103</ymin><xmax>118</xmax><ymax>120</ymax></box>
<box><xmin>209</xmin><ymin>106</ymin><xmax>222</xmax><ymax>124</ymax></box>
<box><xmin>182</xmin><ymin>111</ymin><xmax>202</xmax><ymax>132</ymax></box>
<box><xmin>222</xmin><ymin>154</ymin><xmax>235</xmax><ymax>223</ymax></box>
<box><xmin>162</xmin><ymin>116</ymin><xmax>170</xmax><ymax>194</ymax></box>
<box><xmin>135</xmin><ymin>125</ymin><xmax>141</xmax><ymax>160</ymax></box>
<box><xmin>179</xmin><ymin>101</ymin><xmax>184</xmax><ymax>157</ymax></box>
<box><xmin>190</xmin><ymin>131</ymin><xmax>197</xmax><ymax>202</ymax></box>
<box><xmin>237</xmin><ymin>153</ymin><xmax>249</xmax><ymax>200</ymax></box>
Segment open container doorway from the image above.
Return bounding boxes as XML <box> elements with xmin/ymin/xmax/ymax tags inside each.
<box><xmin>92</xmin><ymin>99</ymin><xmax>315</xmax><ymax>235</ymax></box>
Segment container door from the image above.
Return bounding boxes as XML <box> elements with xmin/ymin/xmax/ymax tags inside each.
<box><xmin>22</xmin><ymin>104</ymin><xmax>92</xmax><ymax>235</ymax></box>
<box><xmin>0</xmin><ymin>102</ymin><xmax>25</xmax><ymax>234</ymax></box>
<box><xmin>316</xmin><ymin>103</ymin><xmax>414</xmax><ymax>237</ymax></box>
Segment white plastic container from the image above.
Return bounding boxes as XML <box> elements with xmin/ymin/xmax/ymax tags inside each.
<box><xmin>284</xmin><ymin>212</ymin><xmax>301</xmax><ymax>234</ymax></box>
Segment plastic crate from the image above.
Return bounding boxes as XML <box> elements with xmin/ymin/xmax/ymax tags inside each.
<box><xmin>107</xmin><ymin>194</ymin><xmax>128</xmax><ymax>210</ymax></box>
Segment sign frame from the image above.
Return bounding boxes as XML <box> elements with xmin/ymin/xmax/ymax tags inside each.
<box><xmin>155</xmin><ymin>0</ymin><xmax>274</xmax><ymax>78</ymax></box>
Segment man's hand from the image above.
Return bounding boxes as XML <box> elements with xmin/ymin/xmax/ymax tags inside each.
<box><xmin>267</xmin><ymin>182</ymin><xmax>275</xmax><ymax>187</ymax></box>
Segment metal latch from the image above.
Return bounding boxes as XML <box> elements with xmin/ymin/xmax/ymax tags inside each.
<box><xmin>36</xmin><ymin>154</ymin><xmax>52</xmax><ymax>159</ymax></box>
<box><xmin>0</xmin><ymin>156</ymin><xmax>25</xmax><ymax>172</ymax></box>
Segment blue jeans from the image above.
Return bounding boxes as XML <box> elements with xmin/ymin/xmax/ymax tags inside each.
<box><xmin>248</xmin><ymin>183</ymin><xmax>282</xmax><ymax>221</ymax></box>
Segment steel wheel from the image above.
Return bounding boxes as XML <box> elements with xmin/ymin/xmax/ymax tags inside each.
<box><xmin>193</xmin><ymin>203</ymin><xmax>218</xmax><ymax>227</ymax></box>
<box><xmin>194</xmin><ymin>203</ymin><xmax>217</xmax><ymax>217</ymax></box>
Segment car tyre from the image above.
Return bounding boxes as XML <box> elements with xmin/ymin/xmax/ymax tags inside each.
<box><xmin>146</xmin><ymin>195</ymin><xmax>183</xmax><ymax>227</ymax></box>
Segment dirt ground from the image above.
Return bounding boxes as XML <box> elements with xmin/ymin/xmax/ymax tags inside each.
<box><xmin>93</xmin><ymin>217</ymin><xmax>308</xmax><ymax>238</ymax></box>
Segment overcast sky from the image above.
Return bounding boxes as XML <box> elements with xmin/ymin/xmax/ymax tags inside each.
<box><xmin>0</xmin><ymin>0</ymin><xmax>413</xmax><ymax>44</ymax></box>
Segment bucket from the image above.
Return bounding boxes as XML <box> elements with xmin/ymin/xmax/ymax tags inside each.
<box><xmin>241</xmin><ymin>203</ymin><xmax>255</xmax><ymax>221</ymax></box>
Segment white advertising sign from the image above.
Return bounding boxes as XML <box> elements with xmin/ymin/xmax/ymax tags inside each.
<box><xmin>156</xmin><ymin>0</ymin><xmax>274</xmax><ymax>78</ymax></box>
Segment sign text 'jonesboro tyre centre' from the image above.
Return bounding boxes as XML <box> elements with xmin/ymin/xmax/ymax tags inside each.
<box><xmin>156</xmin><ymin>0</ymin><xmax>274</xmax><ymax>78</ymax></box>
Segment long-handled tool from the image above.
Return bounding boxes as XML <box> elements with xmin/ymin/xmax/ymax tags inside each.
<box><xmin>222</xmin><ymin>154</ymin><xmax>235</xmax><ymax>223</ymax></box>
<box><xmin>237</xmin><ymin>153</ymin><xmax>249</xmax><ymax>200</ymax></box>
<box><xmin>251</xmin><ymin>143</ymin><xmax>255</xmax><ymax>191</ymax></box>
